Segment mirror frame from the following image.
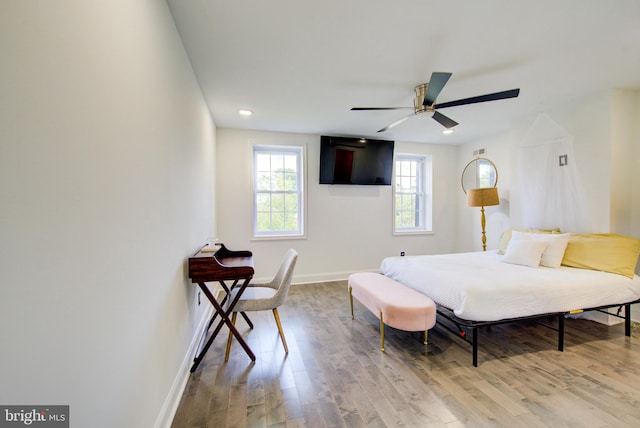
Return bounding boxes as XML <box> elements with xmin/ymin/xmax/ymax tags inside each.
<box><xmin>461</xmin><ymin>157</ymin><xmax>498</xmax><ymax>194</ymax></box>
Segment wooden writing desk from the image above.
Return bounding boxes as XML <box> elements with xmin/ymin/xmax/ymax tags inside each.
<box><xmin>188</xmin><ymin>243</ymin><xmax>256</xmax><ymax>371</ymax></box>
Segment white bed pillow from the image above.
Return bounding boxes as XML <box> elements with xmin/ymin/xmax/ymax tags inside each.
<box><xmin>503</xmin><ymin>239</ymin><xmax>548</xmax><ymax>267</ymax></box>
<box><xmin>511</xmin><ymin>230</ymin><xmax>570</xmax><ymax>268</ymax></box>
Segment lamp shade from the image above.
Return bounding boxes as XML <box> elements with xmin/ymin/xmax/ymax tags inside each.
<box><xmin>467</xmin><ymin>187</ymin><xmax>499</xmax><ymax>207</ymax></box>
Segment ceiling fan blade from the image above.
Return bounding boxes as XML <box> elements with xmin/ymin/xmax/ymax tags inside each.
<box><xmin>351</xmin><ymin>107</ymin><xmax>413</xmax><ymax>111</ymax></box>
<box><xmin>377</xmin><ymin>113</ymin><xmax>414</xmax><ymax>132</ymax></box>
<box><xmin>435</xmin><ymin>88</ymin><xmax>520</xmax><ymax>109</ymax></box>
<box><xmin>432</xmin><ymin>111</ymin><xmax>459</xmax><ymax>129</ymax></box>
<box><xmin>423</xmin><ymin>72</ymin><xmax>452</xmax><ymax>106</ymax></box>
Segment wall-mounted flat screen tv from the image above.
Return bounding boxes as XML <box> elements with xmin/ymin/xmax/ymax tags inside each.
<box><xmin>319</xmin><ymin>136</ymin><xmax>395</xmax><ymax>185</ymax></box>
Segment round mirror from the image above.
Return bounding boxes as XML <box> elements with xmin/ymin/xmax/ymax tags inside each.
<box><xmin>461</xmin><ymin>158</ymin><xmax>498</xmax><ymax>193</ymax></box>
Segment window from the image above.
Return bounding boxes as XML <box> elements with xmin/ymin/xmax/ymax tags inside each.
<box><xmin>253</xmin><ymin>145</ymin><xmax>304</xmax><ymax>237</ymax></box>
<box><xmin>394</xmin><ymin>154</ymin><xmax>432</xmax><ymax>233</ymax></box>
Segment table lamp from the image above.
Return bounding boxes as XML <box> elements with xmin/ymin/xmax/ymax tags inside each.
<box><xmin>467</xmin><ymin>187</ymin><xmax>500</xmax><ymax>251</ymax></box>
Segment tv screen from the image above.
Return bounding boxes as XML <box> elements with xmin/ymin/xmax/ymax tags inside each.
<box><xmin>319</xmin><ymin>136</ymin><xmax>395</xmax><ymax>185</ymax></box>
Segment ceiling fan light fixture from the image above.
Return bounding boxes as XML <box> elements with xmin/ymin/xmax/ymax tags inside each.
<box><xmin>442</xmin><ymin>129</ymin><xmax>454</xmax><ymax>135</ymax></box>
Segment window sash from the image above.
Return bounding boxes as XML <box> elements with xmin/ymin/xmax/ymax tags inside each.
<box><xmin>394</xmin><ymin>155</ymin><xmax>430</xmax><ymax>232</ymax></box>
<box><xmin>253</xmin><ymin>145</ymin><xmax>304</xmax><ymax>237</ymax></box>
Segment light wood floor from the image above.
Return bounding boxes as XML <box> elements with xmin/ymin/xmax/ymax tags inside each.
<box><xmin>172</xmin><ymin>280</ymin><xmax>640</xmax><ymax>427</ymax></box>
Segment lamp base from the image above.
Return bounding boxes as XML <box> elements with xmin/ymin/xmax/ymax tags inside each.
<box><xmin>480</xmin><ymin>206</ymin><xmax>487</xmax><ymax>251</ymax></box>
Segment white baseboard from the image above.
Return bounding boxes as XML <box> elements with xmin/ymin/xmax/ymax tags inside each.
<box><xmin>264</xmin><ymin>269</ymin><xmax>379</xmax><ymax>285</ymax></box>
<box><xmin>154</xmin><ymin>304</ymin><xmax>213</xmax><ymax>428</ymax></box>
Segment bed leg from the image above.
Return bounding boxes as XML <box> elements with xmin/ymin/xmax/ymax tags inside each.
<box><xmin>558</xmin><ymin>314</ymin><xmax>565</xmax><ymax>352</ymax></box>
<box><xmin>380</xmin><ymin>311</ymin><xmax>385</xmax><ymax>352</ymax></box>
<box><xmin>625</xmin><ymin>304</ymin><xmax>631</xmax><ymax>336</ymax></box>
<box><xmin>472</xmin><ymin>326</ymin><xmax>478</xmax><ymax>367</ymax></box>
<box><xmin>349</xmin><ymin>287</ymin><xmax>354</xmax><ymax>320</ymax></box>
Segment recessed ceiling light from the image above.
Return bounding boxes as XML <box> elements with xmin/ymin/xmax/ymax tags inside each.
<box><xmin>238</xmin><ymin>109</ymin><xmax>253</xmax><ymax>116</ymax></box>
<box><xmin>442</xmin><ymin>129</ymin><xmax>454</xmax><ymax>135</ymax></box>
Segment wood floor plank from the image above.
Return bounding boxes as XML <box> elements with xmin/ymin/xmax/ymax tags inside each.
<box><xmin>171</xmin><ymin>280</ymin><xmax>640</xmax><ymax>427</ymax></box>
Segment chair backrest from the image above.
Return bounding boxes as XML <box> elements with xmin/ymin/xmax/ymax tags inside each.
<box><xmin>267</xmin><ymin>249</ymin><xmax>298</xmax><ymax>308</ymax></box>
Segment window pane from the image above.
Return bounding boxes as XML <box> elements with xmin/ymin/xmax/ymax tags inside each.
<box><xmin>256</xmin><ymin>172</ymin><xmax>270</xmax><ymax>191</ymax></box>
<box><xmin>256</xmin><ymin>212</ymin><xmax>271</xmax><ymax>232</ymax></box>
<box><xmin>284</xmin><ymin>171</ymin><xmax>297</xmax><ymax>191</ymax></box>
<box><xmin>256</xmin><ymin>153</ymin><xmax>271</xmax><ymax>173</ymax></box>
<box><xmin>271</xmin><ymin>212</ymin><xmax>285</xmax><ymax>230</ymax></box>
<box><xmin>253</xmin><ymin>145</ymin><xmax>304</xmax><ymax>236</ymax></box>
<box><xmin>271</xmin><ymin>154</ymin><xmax>284</xmax><ymax>172</ymax></box>
<box><xmin>284</xmin><ymin>193</ymin><xmax>298</xmax><ymax>211</ymax></box>
<box><xmin>284</xmin><ymin>212</ymin><xmax>298</xmax><ymax>231</ymax></box>
<box><xmin>271</xmin><ymin>193</ymin><xmax>285</xmax><ymax>211</ymax></box>
<box><xmin>399</xmin><ymin>160</ymin><xmax>409</xmax><ymax>176</ymax></box>
<box><xmin>394</xmin><ymin>154</ymin><xmax>431</xmax><ymax>232</ymax></box>
<box><xmin>284</xmin><ymin>154</ymin><xmax>297</xmax><ymax>171</ymax></box>
<box><xmin>270</xmin><ymin>173</ymin><xmax>280</xmax><ymax>191</ymax></box>
<box><xmin>256</xmin><ymin>193</ymin><xmax>270</xmax><ymax>211</ymax></box>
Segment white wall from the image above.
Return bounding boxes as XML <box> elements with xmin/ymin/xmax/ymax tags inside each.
<box><xmin>0</xmin><ymin>2</ymin><xmax>215</xmax><ymax>427</ymax></box>
<box><xmin>216</xmin><ymin>128</ymin><xmax>459</xmax><ymax>283</ymax></box>
<box><xmin>610</xmin><ymin>89</ymin><xmax>640</xmax><ymax>236</ymax></box>
<box><xmin>633</xmin><ymin>93</ymin><xmax>640</xmax><ymax>241</ymax></box>
<box><xmin>610</xmin><ymin>89</ymin><xmax>640</xmax><ymax>320</ymax></box>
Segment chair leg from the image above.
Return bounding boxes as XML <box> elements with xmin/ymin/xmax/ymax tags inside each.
<box><xmin>224</xmin><ymin>312</ymin><xmax>238</xmax><ymax>362</ymax></box>
<box><xmin>272</xmin><ymin>308</ymin><xmax>288</xmax><ymax>354</ymax></box>
<box><xmin>424</xmin><ymin>329</ymin><xmax>428</xmax><ymax>345</ymax></box>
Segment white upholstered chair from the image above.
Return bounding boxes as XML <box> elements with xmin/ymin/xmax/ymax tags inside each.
<box><xmin>225</xmin><ymin>249</ymin><xmax>298</xmax><ymax>361</ymax></box>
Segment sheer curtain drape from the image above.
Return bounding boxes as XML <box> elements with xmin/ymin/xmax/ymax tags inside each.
<box><xmin>518</xmin><ymin>113</ymin><xmax>592</xmax><ymax>232</ymax></box>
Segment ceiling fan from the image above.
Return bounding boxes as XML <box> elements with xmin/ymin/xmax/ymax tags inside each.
<box><xmin>351</xmin><ymin>72</ymin><xmax>520</xmax><ymax>132</ymax></box>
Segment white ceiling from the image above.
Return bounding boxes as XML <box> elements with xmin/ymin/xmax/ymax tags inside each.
<box><xmin>167</xmin><ymin>0</ymin><xmax>640</xmax><ymax>145</ymax></box>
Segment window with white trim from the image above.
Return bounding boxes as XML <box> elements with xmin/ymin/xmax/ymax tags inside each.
<box><xmin>253</xmin><ymin>145</ymin><xmax>304</xmax><ymax>237</ymax></box>
<box><xmin>394</xmin><ymin>154</ymin><xmax>432</xmax><ymax>233</ymax></box>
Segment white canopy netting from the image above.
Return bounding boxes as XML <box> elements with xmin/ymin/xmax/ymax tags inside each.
<box><xmin>518</xmin><ymin>113</ymin><xmax>593</xmax><ymax>233</ymax></box>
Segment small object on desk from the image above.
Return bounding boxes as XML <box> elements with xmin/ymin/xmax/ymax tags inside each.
<box><xmin>201</xmin><ymin>244</ymin><xmax>220</xmax><ymax>253</ymax></box>
<box><xmin>201</xmin><ymin>237</ymin><xmax>220</xmax><ymax>252</ymax></box>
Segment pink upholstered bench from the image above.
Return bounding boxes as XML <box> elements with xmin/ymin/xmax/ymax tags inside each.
<box><xmin>348</xmin><ymin>272</ymin><xmax>436</xmax><ymax>351</ymax></box>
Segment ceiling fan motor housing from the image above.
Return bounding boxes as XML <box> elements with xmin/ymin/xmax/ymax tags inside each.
<box><xmin>414</xmin><ymin>84</ymin><xmax>432</xmax><ymax>114</ymax></box>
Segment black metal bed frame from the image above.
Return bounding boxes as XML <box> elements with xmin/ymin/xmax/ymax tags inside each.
<box><xmin>435</xmin><ymin>299</ymin><xmax>640</xmax><ymax>366</ymax></box>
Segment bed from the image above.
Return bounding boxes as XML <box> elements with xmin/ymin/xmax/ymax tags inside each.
<box><xmin>380</xmin><ymin>232</ymin><xmax>640</xmax><ymax>366</ymax></box>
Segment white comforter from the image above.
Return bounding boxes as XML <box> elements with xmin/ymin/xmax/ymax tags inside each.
<box><xmin>380</xmin><ymin>251</ymin><xmax>640</xmax><ymax>322</ymax></box>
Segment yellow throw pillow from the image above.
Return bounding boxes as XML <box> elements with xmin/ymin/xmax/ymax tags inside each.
<box><xmin>561</xmin><ymin>233</ymin><xmax>640</xmax><ymax>278</ymax></box>
<box><xmin>497</xmin><ymin>228</ymin><xmax>561</xmax><ymax>255</ymax></box>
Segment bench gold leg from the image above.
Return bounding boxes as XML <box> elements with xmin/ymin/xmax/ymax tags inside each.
<box><xmin>349</xmin><ymin>286</ymin><xmax>354</xmax><ymax>319</ymax></box>
<box><xmin>424</xmin><ymin>330</ymin><xmax>429</xmax><ymax>345</ymax></box>
<box><xmin>380</xmin><ymin>311</ymin><xmax>385</xmax><ymax>352</ymax></box>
